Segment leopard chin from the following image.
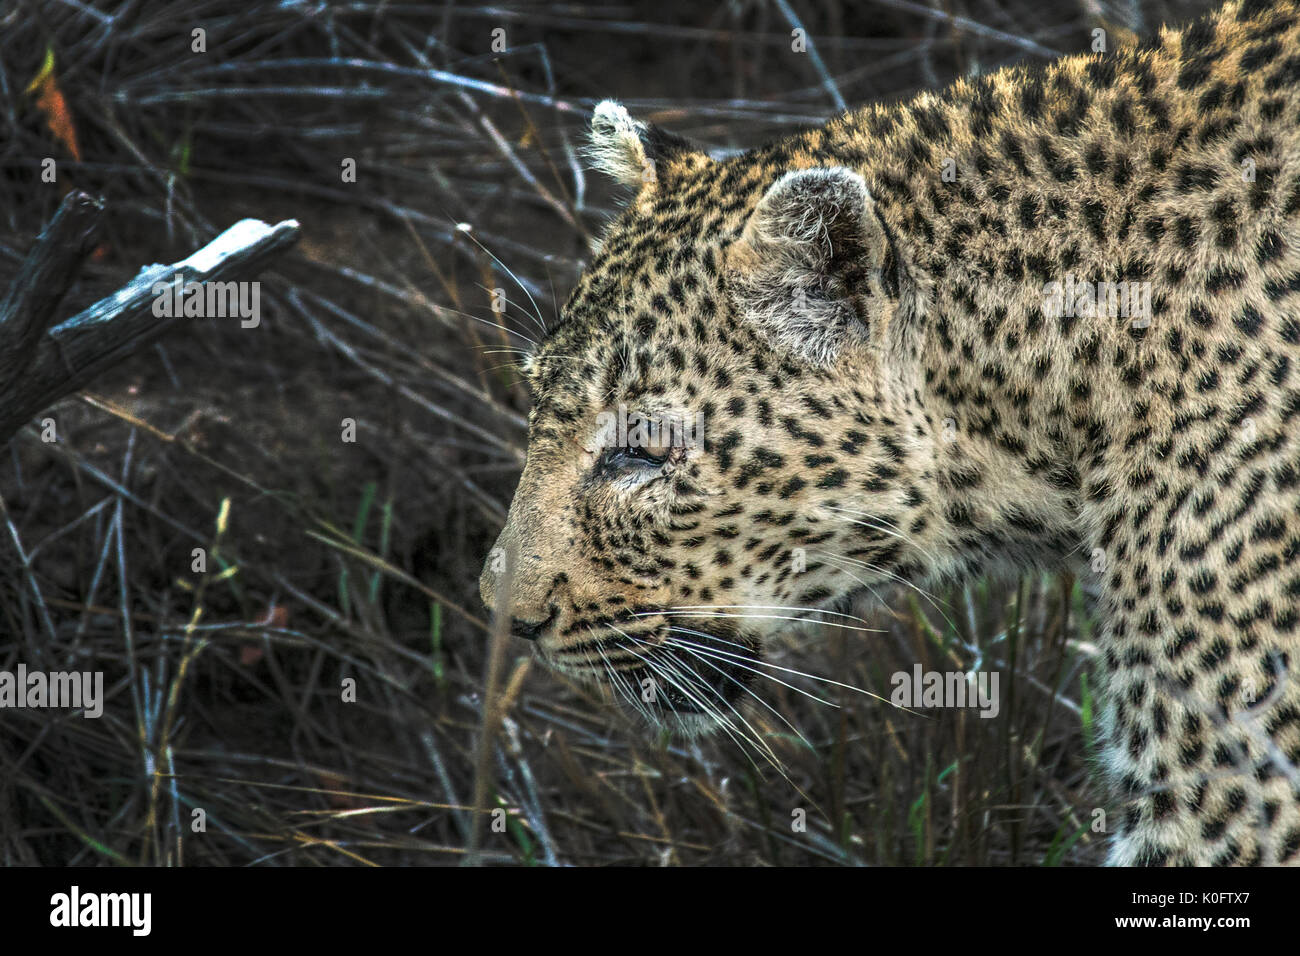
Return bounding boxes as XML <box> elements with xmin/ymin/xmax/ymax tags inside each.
<box><xmin>539</xmin><ymin>620</ymin><xmax>764</xmax><ymax>738</ymax></box>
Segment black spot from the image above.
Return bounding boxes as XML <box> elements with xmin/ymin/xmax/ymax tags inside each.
<box><xmin>1177</xmin><ymin>162</ymin><xmax>1220</xmax><ymax>190</ymax></box>
<box><xmin>1235</xmin><ymin>305</ymin><xmax>1264</xmax><ymax>336</ymax></box>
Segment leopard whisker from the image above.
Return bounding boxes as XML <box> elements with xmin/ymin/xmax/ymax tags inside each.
<box><xmin>660</xmin><ymin>603</ymin><xmax>871</xmax><ymax>624</ymax></box>
<box><xmin>595</xmin><ymin>638</ymin><xmax>654</xmax><ymax>727</ymax></box>
<box><xmin>637</xmin><ymin>610</ymin><xmax>882</xmax><ymax>633</ymax></box>
<box><xmin>614</xmin><ymin>626</ymin><xmax>779</xmax><ymax>762</ymax></box>
<box><xmin>457</xmin><ymin>227</ymin><xmax>550</xmax><ymax>336</ymax></box>
<box><xmin>811</xmin><ymin>549</ymin><xmax>948</xmax><ymax>612</ymax></box>
<box><xmin>637</xmin><ymin>648</ymin><xmax>762</xmax><ymax>753</ymax></box>
<box><xmin>478</xmin><ymin>348</ymin><xmax>582</xmax><ymax>359</ymax></box>
<box><xmin>440</xmin><ymin>303</ymin><xmax>539</xmax><ymax>345</ymax></box>
<box><xmin>606</xmin><ymin>625</ymin><xmax>728</xmax><ymax>727</ymax></box>
<box><xmin>645</xmin><ymin>644</ymin><xmax>799</xmax><ymax>777</ymax></box>
<box><xmin>655</xmin><ymin>652</ymin><xmax>779</xmax><ymax>762</ymax></box>
<box><xmin>663</xmin><ymin>633</ymin><xmax>838</xmax><ymax>708</ymax></box>
<box><xmin>472</xmin><ymin>283</ymin><xmax>550</xmax><ymax>340</ymax></box>
<box><xmin>655</xmin><ymin>632</ymin><xmax>806</xmax><ymax>735</ymax></box>
<box><xmin>676</xmin><ymin>646</ymin><xmax>814</xmax><ymax>752</ymax></box>
<box><xmin>822</xmin><ymin>504</ymin><xmax>941</xmax><ymax>566</ymax></box>
<box><xmin>815</xmin><ymin>553</ymin><xmax>967</xmax><ymax>656</ymax></box>
<box><xmin>666</xmin><ymin>626</ymin><xmax>922</xmax><ymax>714</ymax></box>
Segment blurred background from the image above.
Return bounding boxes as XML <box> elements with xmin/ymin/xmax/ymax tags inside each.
<box><xmin>1</xmin><ymin>0</ymin><xmax>1218</xmax><ymax>866</ymax></box>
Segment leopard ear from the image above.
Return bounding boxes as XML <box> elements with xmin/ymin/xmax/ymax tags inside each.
<box><xmin>587</xmin><ymin>100</ymin><xmax>699</xmax><ymax>190</ymax></box>
<box><xmin>726</xmin><ymin>167</ymin><xmax>895</xmax><ymax>367</ymax></box>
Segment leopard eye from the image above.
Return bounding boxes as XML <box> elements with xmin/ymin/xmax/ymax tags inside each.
<box><xmin>598</xmin><ymin>416</ymin><xmax>677</xmax><ymax>472</ymax></box>
<box><xmin>600</xmin><ymin>441</ymin><xmax>670</xmax><ymax>470</ymax></box>
<box><xmin>626</xmin><ymin>443</ymin><xmax>670</xmax><ymax>466</ymax></box>
<box><xmin>627</xmin><ymin>417</ymin><xmax>678</xmax><ymax>465</ymax></box>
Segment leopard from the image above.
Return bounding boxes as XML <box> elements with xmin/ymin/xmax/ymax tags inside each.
<box><xmin>479</xmin><ymin>0</ymin><xmax>1300</xmax><ymax>866</ymax></box>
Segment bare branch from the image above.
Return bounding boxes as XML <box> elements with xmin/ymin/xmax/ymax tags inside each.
<box><xmin>0</xmin><ymin>209</ymin><xmax>300</xmax><ymax>443</ymax></box>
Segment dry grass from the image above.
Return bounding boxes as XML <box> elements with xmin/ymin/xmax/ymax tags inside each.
<box><xmin>0</xmin><ymin>0</ymin><xmax>1218</xmax><ymax>866</ymax></box>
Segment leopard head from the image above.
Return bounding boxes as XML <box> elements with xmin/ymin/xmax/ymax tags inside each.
<box><xmin>479</xmin><ymin>101</ymin><xmax>940</xmax><ymax>736</ymax></box>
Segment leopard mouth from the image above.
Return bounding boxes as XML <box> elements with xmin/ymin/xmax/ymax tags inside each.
<box><xmin>546</xmin><ymin>618</ymin><xmax>762</xmax><ymax>727</ymax></box>
<box><xmin>624</xmin><ymin>640</ymin><xmax>758</xmax><ymax>716</ymax></box>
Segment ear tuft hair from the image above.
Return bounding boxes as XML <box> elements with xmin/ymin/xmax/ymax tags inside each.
<box><xmin>586</xmin><ymin>100</ymin><xmax>702</xmax><ymax>190</ymax></box>
<box><xmin>587</xmin><ymin>100</ymin><xmax>655</xmax><ymax>187</ymax></box>
<box><xmin>727</xmin><ymin>167</ymin><xmax>895</xmax><ymax>367</ymax></box>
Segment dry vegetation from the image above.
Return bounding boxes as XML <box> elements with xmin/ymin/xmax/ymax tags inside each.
<box><xmin>1</xmin><ymin>0</ymin><xmax>1218</xmax><ymax>866</ymax></box>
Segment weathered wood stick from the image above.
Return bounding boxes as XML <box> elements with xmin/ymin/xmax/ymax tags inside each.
<box><xmin>0</xmin><ymin>192</ymin><xmax>103</xmax><ymax>391</ymax></box>
<box><xmin>0</xmin><ymin>197</ymin><xmax>300</xmax><ymax>444</ymax></box>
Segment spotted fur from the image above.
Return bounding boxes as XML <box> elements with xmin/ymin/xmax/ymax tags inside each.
<box><xmin>481</xmin><ymin>0</ymin><xmax>1300</xmax><ymax>865</ymax></box>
